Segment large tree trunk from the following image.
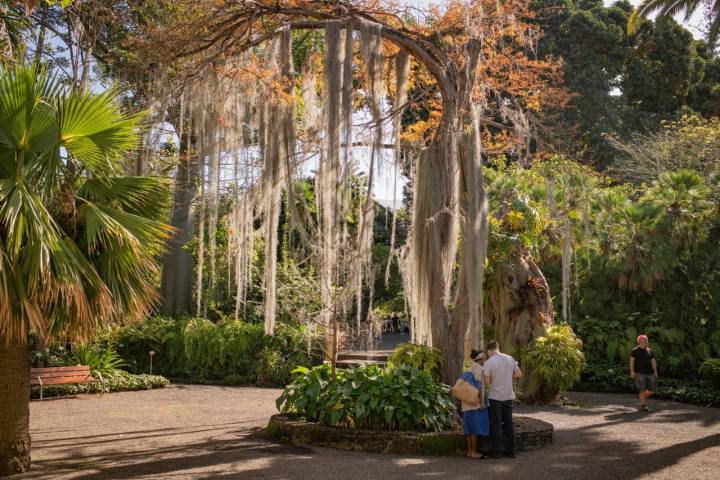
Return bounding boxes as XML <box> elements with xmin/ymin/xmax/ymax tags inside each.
<box><xmin>160</xmin><ymin>148</ymin><xmax>198</xmax><ymax>315</ymax></box>
<box><xmin>412</xmin><ymin>40</ymin><xmax>483</xmax><ymax>385</ymax></box>
<box><xmin>413</xmin><ymin>127</ymin><xmax>461</xmax><ymax>384</ymax></box>
<box><xmin>0</xmin><ymin>342</ymin><xmax>31</xmax><ymax>476</ymax></box>
<box><xmin>488</xmin><ymin>252</ymin><xmax>553</xmax><ymax>352</ymax></box>
<box><xmin>456</xmin><ymin>101</ymin><xmax>489</xmax><ymax>358</ymax></box>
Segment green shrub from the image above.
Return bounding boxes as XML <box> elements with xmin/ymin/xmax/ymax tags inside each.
<box><xmin>257</xmin><ymin>323</ymin><xmax>326</xmax><ymax>386</ymax></box>
<box><xmin>699</xmin><ymin>359</ymin><xmax>720</xmax><ymax>389</ymax></box>
<box><xmin>577</xmin><ymin>362</ymin><xmax>720</xmax><ymax>406</ymax></box>
<box><xmin>522</xmin><ymin>324</ymin><xmax>585</xmax><ymax>403</ymax></box>
<box><xmin>31</xmin><ymin>371</ymin><xmax>169</xmax><ymax>399</ymax></box>
<box><xmin>256</xmin><ymin>348</ymin><xmax>291</xmax><ymax>387</ymax></box>
<box><xmin>276</xmin><ymin>364</ymin><xmax>333</xmax><ymax>421</ymax></box>
<box><xmin>111</xmin><ymin>316</ymin><xmax>322</xmax><ymax>385</ymax></box>
<box><xmin>65</xmin><ymin>343</ymin><xmax>126</xmax><ymax>376</ymax></box>
<box><xmin>113</xmin><ymin>316</ymin><xmax>181</xmax><ymax>375</ymax></box>
<box><xmin>388</xmin><ymin>343</ymin><xmax>443</xmax><ymax>381</ymax></box>
<box><xmin>276</xmin><ymin>363</ymin><xmax>455</xmax><ymax>432</ymax></box>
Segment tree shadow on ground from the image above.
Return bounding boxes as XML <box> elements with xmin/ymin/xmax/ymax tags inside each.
<box><xmin>32</xmin><ymin>421</ymin><xmax>268</xmax><ymax>449</ymax></box>
<box><xmin>20</xmin><ymin>422</ymin><xmax>720</xmax><ymax>480</ymax></box>
<box><xmin>517</xmin><ymin>393</ymin><xmax>720</xmax><ymax>429</ymax></box>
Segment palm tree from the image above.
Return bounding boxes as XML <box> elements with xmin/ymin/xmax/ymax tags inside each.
<box><xmin>628</xmin><ymin>0</ymin><xmax>720</xmax><ymax>45</ymax></box>
<box><xmin>0</xmin><ymin>2</ymin><xmax>26</xmax><ymax>61</ymax></box>
<box><xmin>0</xmin><ymin>64</ymin><xmax>171</xmax><ymax>475</ymax></box>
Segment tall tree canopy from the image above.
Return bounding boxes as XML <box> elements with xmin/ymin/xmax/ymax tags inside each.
<box><xmin>533</xmin><ymin>0</ymin><xmax>720</xmax><ymax>166</ymax></box>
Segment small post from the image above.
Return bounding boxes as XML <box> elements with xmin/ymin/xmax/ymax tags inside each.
<box><xmin>149</xmin><ymin>351</ymin><xmax>155</xmax><ymax>375</ymax></box>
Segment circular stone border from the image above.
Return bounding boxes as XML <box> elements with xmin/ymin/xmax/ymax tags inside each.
<box><xmin>266</xmin><ymin>414</ymin><xmax>553</xmax><ymax>456</ymax></box>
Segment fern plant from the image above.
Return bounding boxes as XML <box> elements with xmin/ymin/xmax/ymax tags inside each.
<box><xmin>699</xmin><ymin>359</ymin><xmax>720</xmax><ymax>389</ymax></box>
<box><xmin>66</xmin><ymin>343</ymin><xmax>126</xmax><ymax>376</ymax></box>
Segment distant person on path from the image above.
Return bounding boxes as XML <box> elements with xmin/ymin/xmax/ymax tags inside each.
<box><xmin>391</xmin><ymin>314</ymin><xmax>399</xmax><ymax>333</ymax></box>
<box><xmin>460</xmin><ymin>349</ymin><xmax>490</xmax><ymax>459</ymax></box>
<box><xmin>484</xmin><ymin>340</ymin><xmax>522</xmax><ymax>459</ymax></box>
<box><xmin>630</xmin><ymin>334</ymin><xmax>657</xmax><ymax>411</ymax></box>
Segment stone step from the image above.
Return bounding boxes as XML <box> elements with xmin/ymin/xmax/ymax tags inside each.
<box><xmin>336</xmin><ymin>351</ymin><xmax>391</xmax><ymax>362</ymax></box>
<box><xmin>335</xmin><ymin>359</ymin><xmax>388</xmax><ymax>369</ymax></box>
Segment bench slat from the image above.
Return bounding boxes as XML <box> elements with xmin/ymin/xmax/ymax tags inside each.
<box><xmin>30</xmin><ymin>365</ymin><xmax>90</xmax><ymax>375</ymax></box>
<box><xmin>32</xmin><ymin>370</ymin><xmax>91</xmax><ymax>378</ymax></box>
<box><xmin>31</xmin><ymin>375</ymin><xmax>97</xmax><ymax>386</ymax></box>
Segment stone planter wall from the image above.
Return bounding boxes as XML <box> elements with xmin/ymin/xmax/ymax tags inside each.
<box><xmin>266</xmin><ymin>414</ymin><xmax>553</xmax><ymax>456</ymax></box>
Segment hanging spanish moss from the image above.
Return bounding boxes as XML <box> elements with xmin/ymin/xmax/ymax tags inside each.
<box><xmin>207</xmin><ymin>121</ymin><xmax>221</xmax><ymax>291</ymax></box>
<box><xmin>342</xmin><ymin>20</ymin><xmax>355</xmax><ymax>178</ymax></box>
<box><xmin>400</xmin><ymin>153</ymin><xmax>420</xmax><ymax>343</ymax></box>
<box><xmin>317</xmin><ymin>21</ymin><xmax>344</xmax><ymax>354</ymax></box>
<box><xmin>195</xmin><ymin>144</ymin><xmax>206</xmax><ymax>317</ymax></box>
<box><xmin>385</xmin><ymin>51</ymin><xmax>410</xmax><ymax>287</ymax></box>
<box><xmin>353</xmin><ymin>21</ymin><xmax>384</xmax><ymax>342</ymax></box>
<box><xmin>458</xmin><ymin>101</ymin><xmax>488</xmax><ymax>351</ymax></box>
<box><xmin>561</xmin><ymin>215</ymin><xmax>572</xmax><ymax>323</ymax></box>
<box><xmin>261</xmin><ymin>28</ymin><xmax>294</xmax><ymax>336</ymax></box>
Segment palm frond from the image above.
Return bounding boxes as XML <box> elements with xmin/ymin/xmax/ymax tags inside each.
<box><xmin>0</xmin><ymin>63</ymin><xmax>168</xmax><ymax>344</ymax></box>
<box><xmin>57</xmin><ymin>90</ymin><xmax>142</xmax><ymax>178</ymax></box>
<box><xmin>78</xmin><ymin>176</ymin><xmax>172</xmax><ymax>220</ymax></box>
<box><xmin>709</xmin><ymin>2</ymin><xmax>720</xmax><ymax>46</ymax></box>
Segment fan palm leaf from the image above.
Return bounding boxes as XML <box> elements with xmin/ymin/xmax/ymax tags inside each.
<box><xmin>0</xmin><ymin>63</ymin><xmax>171</xmax><ymax>344</ymax></box>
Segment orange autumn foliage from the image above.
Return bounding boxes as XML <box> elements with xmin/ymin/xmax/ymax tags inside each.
<box><xmin>116</xmin><ymin>0</ymin><xmax>568</xmax><ymax>154</ymax></box>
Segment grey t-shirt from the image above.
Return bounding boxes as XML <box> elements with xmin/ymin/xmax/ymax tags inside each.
<box><xmin>483</xmin><ymin>352</ymin><xmax>519</xmax><ymax>401</ymax></box>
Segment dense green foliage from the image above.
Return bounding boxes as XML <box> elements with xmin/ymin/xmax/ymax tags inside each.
<box><xmin>388</xmin><ymin>343</ymin><xmax>443</xmax><ymax>381</ymax></box>
<box><xmin>533</xmin><ymin>0</ymin><xmax>720</xmax><ymax>165</ymax></box>
<box><xmin>485</xmin><ymin>155</ymin><xmax>720</xmax><ymax>381</ymax></box>
<box><xmin>110</xmin><ymin>316</ymin><xmax>323</xmax><ymax>386</ymax></box>
<box><xmin>522</xmin><ymin>325</ymin><xmax>585</xmax><ymax>402</ymax></box>
<box><xmin>577</xmin><ymin>363</ymin><xmax>720</xmax><ymax>406</ymax></box>
<box><xmin>699</xmin><ymin>359</ymin><xmax>720</xmax><ymax>389</ymax></box>
<box><xmin>276</xmin><ymin>364</ymin><xmax>455</xmax><ymax>432</ymax></box>
<box><xmin>30</xmin><ymin>371</ymin><xmax>169</xmax><ymax>399</ymax></box>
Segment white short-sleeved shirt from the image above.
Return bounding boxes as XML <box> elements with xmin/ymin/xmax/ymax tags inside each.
<box><xmin>483</xmin><ymin>352</ymin><xmax>519</xmax><ymax>401</ymax></box>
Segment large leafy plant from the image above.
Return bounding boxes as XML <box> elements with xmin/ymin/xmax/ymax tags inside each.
<box><xmin>522</xmin><ymin>324</ymin><xmax>585</xmax><ymax>403</ymax></box>
<box><xmin>276</xmin><ymin>363</ymin><xmax>455</xmax><ymax>432</ymax></box>
<box><xmin>699</xmin><ymin>359</ymin><xmax>720</xmax><ymax>389</ymax></box>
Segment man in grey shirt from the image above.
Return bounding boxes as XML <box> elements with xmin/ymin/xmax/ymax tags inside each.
<box><xmin>483</xmin><ymin>340</ymin><xmax>522</xmax><ymax>458</ymax></box>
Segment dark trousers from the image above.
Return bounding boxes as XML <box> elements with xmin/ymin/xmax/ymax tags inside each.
<box><xmin>489</xmin><ymin>399</ymin><xmax>515</xmax><ymax>455</ymax></box>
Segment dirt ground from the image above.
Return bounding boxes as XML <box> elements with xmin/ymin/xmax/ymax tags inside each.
<box><xmin>14</xmin><ymin>385</ymin><xmax>720</xmax><ymax>480</ymax></box>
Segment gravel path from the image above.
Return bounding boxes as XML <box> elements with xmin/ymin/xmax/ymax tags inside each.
<box><xmin>16</xmin><ymin>385</ymin><xmax>720</xmax><ymax>480</ymax></box>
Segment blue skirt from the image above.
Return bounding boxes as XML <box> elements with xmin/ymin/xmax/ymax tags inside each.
<box><xmin>463</xmin><ymin>407</ymin><xmax>490</xmax><ymax>436</ymax></box>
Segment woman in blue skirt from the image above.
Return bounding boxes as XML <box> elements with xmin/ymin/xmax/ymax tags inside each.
<box><xmin>462</xmin><ymin>349</ymin><xmax>490</xmax><ymax>459</ymax></box>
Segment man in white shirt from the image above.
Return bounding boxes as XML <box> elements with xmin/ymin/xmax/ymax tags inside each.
<box><xmin>483</xmin><ymin>340</ymin><xmax>522</xmax><ymax>459</ymax></box>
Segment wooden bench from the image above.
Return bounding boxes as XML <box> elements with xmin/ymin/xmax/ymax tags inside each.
<box><xmin>30</xmin><ymin>366</ymin><xmax>101</xmax><ymax>400</ymax></box>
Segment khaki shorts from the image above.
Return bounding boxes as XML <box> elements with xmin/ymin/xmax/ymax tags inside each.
<box><xmin>635</xmin><ymin>373</ymin><xmax>656</xmax><ymax>392</ymax></box>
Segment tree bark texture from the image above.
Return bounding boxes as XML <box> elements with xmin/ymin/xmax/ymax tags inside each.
<box><xmin>488</xmin><ymin>253</ymin><xmax>553</xmax><ymax>352</ymax></box>
<box><xmin>0</xmin><ymin>342</ymin><xmax>31</xmax><ymax>476</ymax></box>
